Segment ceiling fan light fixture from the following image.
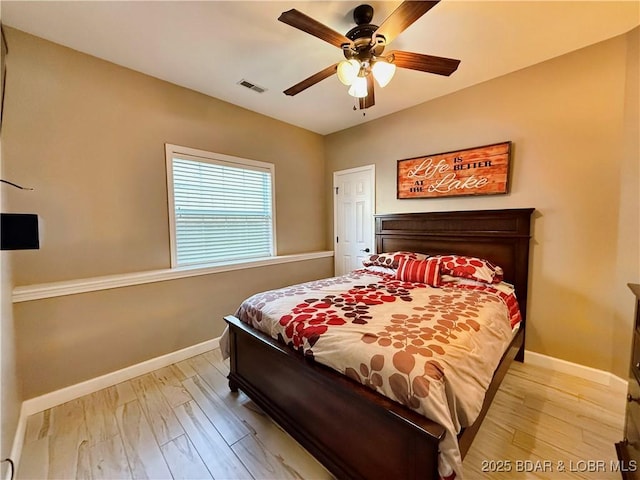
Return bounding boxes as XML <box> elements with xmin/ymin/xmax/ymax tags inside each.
<box><xmin>348</xmin><ymin>75</ymin><xmax>368</xmax><ymax>98</ymax></box>
<box><xmin>371</xmin><ymin>60</ymin><xmax>396</xmax><ymax>88</ymax></box>
<box><xmin>337</xmin><ymin>59</ymin><xmax>360</xmax><ymax>85</ymax></box>
<box><xmin>278</xmin><ymin>3</ymin><xmax>460</xmax><ymax>110</ymax></box>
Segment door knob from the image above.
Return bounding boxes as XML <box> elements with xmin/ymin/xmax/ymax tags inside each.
<box><xmin>361</xmin><ymin>248</ymin><xmax>370</xmax><ymax>253</ymax></box>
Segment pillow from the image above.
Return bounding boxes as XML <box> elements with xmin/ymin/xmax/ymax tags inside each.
<box><xmin>395</xmin><ymin>257</ymin><xmax>442</xmax><ymax>287</ymax></box>
<box><xmin>440</xmin><ymin>274</ymin><xmax>487</xmax><ymax>287</ymax></box>
<box><xmin>363</xmin><ymin>265</ymin><xmax>397</xmax><ymax>275</ymax></box>
<box><xmin>436</xmin><ymin>255</ymin><xmax>503</xmax><ymax>284</ymax></box>
<box><xmin>362</xmin><ymin>251</ymin><xmax>428</xmax><ymax>269</ymax></box>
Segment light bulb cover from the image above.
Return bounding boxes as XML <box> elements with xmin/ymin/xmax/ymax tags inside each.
<box><xmin>337</xmin><ymin>59</ymin><xmax>360</xmax><ymax>86</ymax></box>
<box><xmin>371</xmin><ymin>60</ymin><xmax>396</xmax><ymax>88</ymax></box>
<box><xmin>348</xmin><ymin>75</ymin><xmax>368</xmax><ymax>98</ymax></box>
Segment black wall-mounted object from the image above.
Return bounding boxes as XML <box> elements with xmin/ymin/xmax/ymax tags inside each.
<box><xmin>1</xmin><ymin>213</ymin><xmax>39</xmax><ymax>250</ymax></box>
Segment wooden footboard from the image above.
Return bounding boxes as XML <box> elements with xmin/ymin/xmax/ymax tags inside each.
<box><xmin>225</xmin><ymin>314</ymin><xmax>446</xmax><ymax>480</ymax></box>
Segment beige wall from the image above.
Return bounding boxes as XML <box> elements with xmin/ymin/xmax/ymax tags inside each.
<box><xmin>3</xmin><ymin>28</ymin><xmax>332</xmax><ymax>399</ymax></box>
<box><xmin>0</xmin><ymin>14</ymin><xmax>20</xmax><ymax>470</ymax></box>
<box><xmin>325</xmin><ymin>30</ymin><xmax>640</xmax><ymax>378</ymax></box>
<box><xmin>1</xmin><ymin>143</ymin><xmax>21</xmax><ymax>477</ymax></box>
<box><xmin>4</xmin><ymin>27</ymin><xmax>327</xmax><ymax>285</ymax></box>
<box><xmin>14</xmin><ymin>258</ymin><xmax>333</xmax><ymax>398</ymax></box>
<box><xmin>613</xmin><ymin>27</ymin><xmax>640</xmax><ymax>377</ymax></box>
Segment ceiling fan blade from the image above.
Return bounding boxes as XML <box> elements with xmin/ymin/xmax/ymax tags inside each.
<box><xmin>284</xmin><ymin>63</ymin><xmax>339</xmax><ymax>96</ymax></box>
<box><xmin>374</xmin><ymin>1</ymin><xmax>440</xmax><ymax>45</ymax></box>
<box><xmin>279</xmin><ymin>9</ymin><xmax>352</xmax><ymax>48</ymax></box>
<box><xmin>388</xmin><ymin>50</ymin><xmax>461</xmax><ymax>76</ymax></box>
<box><xmin>359</xmin><ymin>75</ymin><xmax>375</xmax><ymax>109</ymax></box>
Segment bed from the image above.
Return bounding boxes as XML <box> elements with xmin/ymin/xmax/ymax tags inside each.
<box><xmin>223</xmin><ymin>208</ymin><xmax>534</xmax><ymax>479</ymax></box>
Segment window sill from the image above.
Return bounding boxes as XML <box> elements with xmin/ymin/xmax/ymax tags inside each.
<box><xmin>12</xmin><ymin>250</ymin><xmax>334</xmax><ymax>303</ymax></box>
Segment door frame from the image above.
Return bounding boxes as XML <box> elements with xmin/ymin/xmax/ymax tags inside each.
<box><xmin>332</xmin><ymin>165</ymin><xmax>376</xmax><ymax>275</ymax></box>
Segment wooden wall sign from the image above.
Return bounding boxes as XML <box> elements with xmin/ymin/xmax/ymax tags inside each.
<box><xmin>397</xmin><ymin>141</ymin><xmax>512</xmax><ymax>199</ymax></box>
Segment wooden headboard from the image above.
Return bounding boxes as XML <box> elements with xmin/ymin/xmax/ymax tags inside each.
<box><xmin>375</xmin><ymin>208</ymin><xmax>534</xmax><ymax>325</ymax></box>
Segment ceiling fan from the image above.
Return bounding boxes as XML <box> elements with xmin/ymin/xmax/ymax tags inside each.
<box><xmin>278</xmin><ymin>1</ymin><xmax>461</xmax><ymax>110</ymax></box>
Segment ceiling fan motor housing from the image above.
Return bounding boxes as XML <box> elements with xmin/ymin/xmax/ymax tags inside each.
<box><xmin>353</xmin><ymin>4</ymin><xmax>374</xmax><ymax>24</ymax></box>
<box><xmin>344</xmin><ymin>4</ymin><xmax>385</xmax><ymax>60</ymax></box>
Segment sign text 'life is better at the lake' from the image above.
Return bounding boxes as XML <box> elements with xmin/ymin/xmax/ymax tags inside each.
<box><xmin>397</xmin><ymin>142</ymin><xmax>512</xmax><ymax>199</ymax></box>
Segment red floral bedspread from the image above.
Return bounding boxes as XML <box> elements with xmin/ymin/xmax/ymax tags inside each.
<box><xmin>234</xmin><ymin>269</ymin><xmax>521</xmax><ymax>479</ymax></box>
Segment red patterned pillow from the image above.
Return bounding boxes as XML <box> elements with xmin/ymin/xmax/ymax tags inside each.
<box><xmin>396</xmin><ymin>258</ymin><xmax>442</xmax><ymax>287</ymax></box>
<box><xmin>362</xmin><ymin>251</ymin><xmax>427</xmax><ymax>269</ymax></box>
<box><xmin>437</xmin><ymin>255</ymin><xmax>503</xmax><ymax>284</ymax></box>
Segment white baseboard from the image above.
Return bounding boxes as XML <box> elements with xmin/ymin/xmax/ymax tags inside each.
<box><xmin>525</xmin><ymin>350</ymin><xmax>627</xmax><ymax>391</ymax></box>
<box><xmin>9</xmin><ymin>336</ymin><xmax>220</xmax><ymax>478</ymax></box>
<box><xmin>22</xmin><ymin>336</ymin><xmax>220</xmax><ymax>416</ymax></box>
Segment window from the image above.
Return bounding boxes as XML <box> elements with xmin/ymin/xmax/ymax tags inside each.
<box><xmin>165</xmin><ymin>144</ymin><xmax>276</xmax><ymax>267</ymax></box>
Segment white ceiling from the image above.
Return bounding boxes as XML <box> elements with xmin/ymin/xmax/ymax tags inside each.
<box><xmin>3</xmin><ymin>1</ymin><xmax>639</xmax><ymax>135</ymax></box>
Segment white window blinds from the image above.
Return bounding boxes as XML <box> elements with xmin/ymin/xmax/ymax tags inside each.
<box><xmin>166</xmin><ymin>145</ymin><xmax>275</xmax><ymax>267</ymax></box>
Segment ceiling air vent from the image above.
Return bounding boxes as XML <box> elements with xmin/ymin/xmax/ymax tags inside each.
<box><xmin>237</xmin><ymin>79</ymin><xmax>267</xmax><ymax>94</ymax></box>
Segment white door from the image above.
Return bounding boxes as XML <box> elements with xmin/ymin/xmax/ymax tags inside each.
<box><xmin>333</xmin><ymin>165</ymin><xmax>375</xmax><ymax>276</ymax></box>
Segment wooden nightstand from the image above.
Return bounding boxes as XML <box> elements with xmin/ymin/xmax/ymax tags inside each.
<box><xmin>616</xmin><ymin>283</ymin><xmax>640</xmax><ymax>479</ymax></box>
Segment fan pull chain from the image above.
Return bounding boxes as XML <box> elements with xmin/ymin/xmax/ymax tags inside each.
<box><xmin>351</xmin><ymin>99</ymin><xmax>366</xmax><ymax>116</ymax></box>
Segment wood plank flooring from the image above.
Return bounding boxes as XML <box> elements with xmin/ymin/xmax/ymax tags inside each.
<box><xmin>464</xmin><ymin>361</ymin><xmax>626</xmax><ymax>479</ymax></box>
<box><xmin>17</xmin><ymin>350</ymin><xmax>626</xmax><ymax>479</ymax></box>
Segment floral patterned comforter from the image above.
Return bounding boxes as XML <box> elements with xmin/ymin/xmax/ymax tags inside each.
<box><xmin>233</xmin><ymin>269</ymin><xmax>521</xmax><ymax>479</ymax></box>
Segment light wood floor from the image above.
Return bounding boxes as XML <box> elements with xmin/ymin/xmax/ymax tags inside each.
<box><xmin>17</xmin><ymin>350</ymin><xmax>626</xmax><ymax>479</ymax></box>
